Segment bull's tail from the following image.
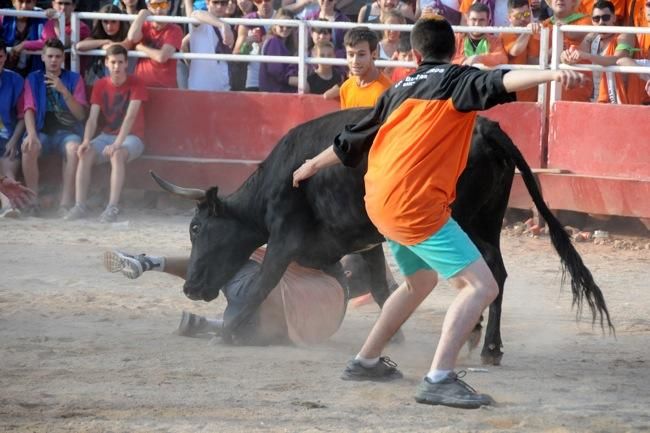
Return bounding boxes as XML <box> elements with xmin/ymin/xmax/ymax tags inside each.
<box><xmin>488</xmin><ymin>123</ymin><xmax>614</xmax><ymax>332</ymax></box>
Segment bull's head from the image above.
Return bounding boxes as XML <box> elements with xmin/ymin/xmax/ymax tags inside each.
<box><xmin>150</xmin><ymin>172</ymin><xmax>264</xmax><ymax>302</ymax></box>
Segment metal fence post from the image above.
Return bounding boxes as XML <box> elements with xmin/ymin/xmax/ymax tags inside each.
<box><xmin>71</xmin><ymin>12</ymin><xmax>80</xmax><ymax>73</ymax></box>
<box><xmin>297</xmin><ymin>20</ymin><xmax>307</xmax><ymax>95</ymax></box>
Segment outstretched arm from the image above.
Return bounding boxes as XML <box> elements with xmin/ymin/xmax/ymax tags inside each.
<box><xmin>292</xmin><ymin>146</ymin><xmax>341</xmax><ymax>187</ymax></box>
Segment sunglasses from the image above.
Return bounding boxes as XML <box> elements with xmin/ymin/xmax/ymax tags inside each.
<box><xmin>511</xmin><ymin>10</ymin><xmax>530</xmax><ymax>19</ymax></box>
<box><xmin>148</xmin><ymin>0</ymin><xmax>169</xmax><ymax>9</ymax></box>
<box><xmin>253</xmin><ymin>0</ymin><xmax>271</xmax><ymax>4</ymax></box>
<box><xmin>210</xmin><ymin>0</ymin><xmax>229</xmax><ymax>4</ymax></box>
<box><xmin>591</xmin><ymin>13</ymin><xmax>612</xmax><ymax>22</ymax></box>
<box><xmin>55</xmin><ymin>1</ymin><xmax>73</xmax><ymax>5</ymax></box>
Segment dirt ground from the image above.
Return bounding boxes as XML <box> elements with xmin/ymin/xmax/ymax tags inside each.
<box><xmin>1</xmin><ymin>208</ymin><xmax>649</xmax><ymax>433</ymax></box>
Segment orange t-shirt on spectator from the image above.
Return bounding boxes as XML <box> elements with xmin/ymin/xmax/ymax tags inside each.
<box><xmin>391</xmin><ymin>67</ymin><xmax>416</xmax><ymax>83</ymax></box>
<box><xmin>134</xmin><ymin>21</ymin><xmax>183</xmax><ymax>88</ymax></box>
<box><xmin>501</xmin><ymin>32</ymin><xmax>540</xmax><ymax>102</ymax></box>
<box><xmin>597</xmin><ymin>37</ymin><xmax>650</xmax><ymax>105</ymax></box>
<box><xmin>452</xmin><ymin>34</ymin><xmax>508</xmax><ymax>67</ymax></box>
<box><xmin>340</xmin><ymin>73</ymin><xmax>393</xmax><ymax>108</ymax></box>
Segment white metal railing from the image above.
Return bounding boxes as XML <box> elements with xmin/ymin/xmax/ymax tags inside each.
<box><xmin>551</xmin><ymin>24</ymin><xmax>650</xmax><ymax>104</ymax></box>
<box><xmin>1</xmin><ymin>9</ymin><xmax>66</xmax><ymax>52</ymax></box>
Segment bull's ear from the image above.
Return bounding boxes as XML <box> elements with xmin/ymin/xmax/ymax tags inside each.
<box><xmin>206</xmin><ymin>187</ymin><xmax>224</xmax><ymax>216</ymax></box>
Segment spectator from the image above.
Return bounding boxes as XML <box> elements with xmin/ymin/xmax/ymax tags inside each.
<box><xmin>232</xmin><ymin>0</ymin><xmax>275</xmax><ymax>91</ymax></box>
<box><xmin>529</xmin><ymin>0</ymin><xmax>553</xmax><ymax>22</ymax></box>
<box><xmin>417</xmin><ymin>0</ymin><xmax>461</xmax><ymax>24</ymax></box>
<box><xmin>625</xmin><ymin>0</ymin><xmax>649</xmax><ymax>26</ymax></box>
<box><xmin>377</xmin><ymin>9</ymin><xmax>404</xmax><ymax>60</ymax></box>
<box><xmin>76</xmin><ymin>5</ymin><xmax>133</xmax><ymax>84</ymax></box>
<box><xmin>542</xmin><ymin>0</ymin><xmax>595</xmax><ymax>102</ymax></box>
<box><xmin>561</xmin><ymin>0</ymin><xmax>636</xmax><ymax>102</ymax></box>
<box><xmin>501</xmin><ymin>0</ymin><xmax>541</xmax><ymax>102</ymax></box>
<box><xmin>2</xmin><ymin>0</ymin><xmax>46</xmax><ymax>76</ymax></box>
<box><xmin>20</xmin><ymin>0</ymin><xmax>91</xmax><ymax>52</ymax></box>
<box><xmin>339</xmin><ymin>26</ymin><xmax>392</xmax><ymax>107</ymax></box>
<box><xmin>309</xmin><ymin>21</ymin><xmax>332</xmax><ymax>51</ymax></box>
<box><xmin>182</xmin><ymin>0</ymin><xmax>235</xmax><ymax>91</ymax></box>
<box><xmin>260</xmin><ymin>8</ymin><xmax>298</xmax><ymax>92</ymax></box>
<box><xmin>281</xmin><ymin>0</ymin><xmax>319</xmax><ymax>19</ymax></box>
<box><xmin>452</xmin><ymin>2</ymin><xmax>507</xmax><ymax>67</ymax></box>
<box><xmin>64</xmin><ymin>44</ymin><xmax>148</xmax><ymax>223</ymax></box>
<box><xmin>458</xmin><ymin>0</ymin><xmax>502</xmax><ymax>26</ymax></box>
<box><xmin>114</xmin><ymin>0</ymin><xmax>148</xmax><ymax>14</ymax></box>
<box><xmin>127</xmin><ymin>0</ymin><xmax>184</xmax><ymax>88</ymax></box>
<box><xmin>306</xmin><ymin>40</ymin><xmax>343</xmax><ymax>94</ymax></box>
<box><xmin>305</xmin><ymin>0</ymin><xmax>350</xmax><ymax>55</ymax></box>
<box><xmin>617</xmin><ymin>57</ymin><xmax>650</xmax><ymax>101</ymax></box>
<box><xmin>358</xmin><ymin>0</ymin><xmax>415</xmax><ymax>24</ymax></box>
<box><xmin>389</xmin><ymin>33</ymin><xmax>414</xmax><ymax>82</ymax></box>
<box><xmin>21</xmin><ymin>38</ymin><xmax>87</xmax><ymax>215</ymax></box>
<box><xmin>0</xmin><ymin>40</ymin><xmax>26</xmax><ymax>217</ymax></box>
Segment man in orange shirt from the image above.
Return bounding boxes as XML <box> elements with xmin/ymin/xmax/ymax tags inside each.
<box><xmin>542</xmin><ymin>0</ymin><xmax>594</xmax><ymax>101</ymax></box>
<box><xmin>294</xmin><ymin>16</ymin><xmax>585</xmax><ymax>408</ymax></box>
<box><xmin>339</xmin><ymin>27</ymin><xmax>393</xmax><ymax>108</ymax></box>
<box><xmin>452</xmin><ymin>3</ymin><xmax>508</xmax><ymax>66</ymax></box>
<box><xmin>501</xmin><ymin>0</ymin><xmax>541</xmax><ymax>102</ymax></box>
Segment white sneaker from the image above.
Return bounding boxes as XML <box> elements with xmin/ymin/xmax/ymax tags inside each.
<box><xmin>103</xmin><ymin>250</ymin><xmax>145</xmax><ymax>279</ymax></box>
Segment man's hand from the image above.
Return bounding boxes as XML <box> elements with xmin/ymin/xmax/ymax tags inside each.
<box><xmin>45</xmin><ymin>8</ymin><xmax>58</xmax><ymax>19</ymax></box>
<box><xmin>77</xmin><ymin>141</ymin><xmax>91</xmax><ymax>158</ymax></box>
<box><xmin>45</xmin><ymin>72</ymin><xmax>67</xmax><ymax>94</ymax></box>
<box><xmin>462</xmin><ymin>55</ymin><xmax>478</xmax><ymax>66</ymax></box>
<box><xmin>292</xmin><ymin>159</ymin><xmax>319</xmax><ymax>188</ymax></box>
<box><xmin>553</xmin><ymin>70</ymin><xmax>586</xmax><ymax>89</ymax></box>
<box><xmin>102</xmin><ymin>143</ymin><xmax>121</xmax><ymax>158</ymax></box>
<box><xmin>3</xmin><ymin>141</ymin><xmax>18</xmax><ymax>160</ymax></box>
<box><xmin>560</xmin><ymin>45</ymin><xmax>585</xmax><ymax>65</ymax></box>
<box><xmin>11</xmin><ymin>41</ymin><xmax>24</xmax><ymax>55</ymax></box>
<box><xmin>527</xmin><ymin>22</ymin><xmax>541</xmax><ymax>34</ymax></box>
<box><xmin>137</xmin><ymin>9</ymin><xmax>152</xmax><ymax>18</ymax></box>
<box><xmin>21</xmin><ymin>134</ymin><xmax>41</xmax><ymax>155</ymax></box>
<box><xmin>0</xmin><ymin>177</ymin><xmax>37</xmax><ymax>209</ymax></box>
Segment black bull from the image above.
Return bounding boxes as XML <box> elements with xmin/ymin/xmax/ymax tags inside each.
<box><xmin>153</xmin><ymin>108</ymin><xmax>613</xmax><ymax>365</ymax></box>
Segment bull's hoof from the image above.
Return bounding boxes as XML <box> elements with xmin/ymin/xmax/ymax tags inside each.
<box><xmin>389</xmin><ymin>329</ymin><xmax>406</xmax><ymax>345</ymax></box>
<box><xmin>480</xmin><ymin>350</ymin><xmax>503</xmax><ymax>366</ymax></box>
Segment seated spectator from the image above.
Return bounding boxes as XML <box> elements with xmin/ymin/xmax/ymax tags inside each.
<box><xmin>127</xmin><ymin>0</ymin><xmax>184</xmax><ymax>88</ymax></box>
<box><xmin>306</xmin><ymin>40</ymin><xmax>343</xmax><ymax>95</ymax></box>
<box><xmin>2</xmin><ymin>0</ymin><xmax>46</xmax><ymax>76</ymax></box>
<box><xmin>0</xmin><ymin>40</ymin><xmax>26</xmax><ymax>218</ymax></box>
<box><xmin>232</xmin><ymin>0</ymin><xmax>276</xmax><ymax>91</ymax></box>
<box><xmin>390</xmin><ymin>33</ymin><xmax>414</xmax><ymax>82</ymax></box>
<box><xmin>114</xmin><ymin>0</ymin><xmax>148</xmax><ymax>14</ymax></box>
<box><xmin>452</xmin><ymin>3</ymin><xmax>507</xmax><ymax>67</ymax></box>
<box><xmin>309</xmin><ymin>21</ymin><xmax>333</xmax><ymax>52</ymax></box>
<box><xmin>76</xmin><ymin>5</ymin><xmax>133</xmax><ymax>84</ymax></box>
<box><xmin>561</xmin><ymin>0</ymin><xmax>636</xmax><ymax>103</ymax></box>
<box><xmin>281</xmin><ymin>0</ymin><xmax>319</xmax><ymax>19</ymax></box>
<box><xmin>416</xmin><ymin>0</ymin><xmax>461</xmax><ymax>25</ymax></box>
<box><xmin>21</xmin><ymin>38</ymin><xmax>87</xmax><ymax>215</ymax></box>
<box><xmin>260</xmin><ymin>8</ymin><xmax>298</xmax><ymax>92</ymax></box>
<box><xmin>305</xmin><ymin>0</ymin><xmax>350</xmax><ymax>56</ymax></box>
<box><xmin>182</xmin><ymin>0</ymin><xmax>234</xmax><ymax>91</ymax></box>
<box><xmin>64</xmin><ymin>44</ymin><xmax>147</xmax><ymax>223</ymax></box>
<box><xmin>377</xmin><ymin>9</ymin><xmax>404</xmax><ymax>60</ymax></box>
<box><xmin>358</xmin><ymin>0</ymin><xmax>415</xmax><ymax>24</ymax></box>
<box><xmin>458</xmin><ymin>0</ymin><xmax>503</xmax><ymax>26</ymax></box>
<box><xmin>20</xmin><ymin>0</ymin><xmax>91</xmax><ymax>53</ymax></box>
<box><xmin>339</xmin><ymin>26</ymin><xmax>392</xmax><ymax>108</ymax></box>
<box><xmin>501</xmin><ymin>0</ymin><xmax>541</xmax><ymax>102</ymax></box>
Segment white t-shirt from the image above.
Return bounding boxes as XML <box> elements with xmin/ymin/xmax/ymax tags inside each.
<box><xmin>188</xmin><ymin>23</ymin><xmax>230</xmax><ymax>92</ymax></box>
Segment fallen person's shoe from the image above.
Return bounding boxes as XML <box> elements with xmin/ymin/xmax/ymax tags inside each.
<box><xmin>341</xmin><ymin>356</ymin><xmax>403</xmax><ymax>382</ymax></box>
<box><xmin>414</xmin><ymin>371</ymin><xmax>493</xmax><ymax>409</ymax></box>
<box><xmin>103</xmin><ymin>250</ymin><xmax>149</xmax><ymax>279</ymax></box>
<box><xmin>0</xmin><ymin>208</ymin><xmax>21</xmax><ymax>218</ymax></box>
<box><xmin>175</xmin><ymin>311</ymin><xmax>213</xmax><ymax>337</ymax></box>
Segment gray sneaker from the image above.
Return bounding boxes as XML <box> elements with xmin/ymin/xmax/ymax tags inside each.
<box><xmin>103</xmin><ymin>250</ymin><xmax>155</xmax><ymax>279</ymax></box>
<box><xmin>341</xmin><ymin>356</ymin><xmax>403</xmax><ymax>382</ymax></box>
<box><xmin>414</xmin><ymin>371</ymin><xmax>494</xmax><ymax>409</ymax></box>
<box><xmin>99</xmin><ymin>205</ymin><xmax>120</xmax><ymax>223</ymax></box>
<box><xmin>175</xmin><ymin>311</ymin><xmax>214</xmax><ymax>337</ymax></box>
<box><xmin>63</xmin><ymin>204</ymin><xmax>88</xmax><ymax>221</ymax></box>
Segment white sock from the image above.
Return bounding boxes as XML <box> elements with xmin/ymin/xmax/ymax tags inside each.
<box><xmin>355</xmin><ymin>354</ymin><xmax>380</xmax><ymax>367</ymax></box>
<box><xmin>426</xmin><ymin>369</ymin><xmax>453</xmax><ymax>383</ymax></box>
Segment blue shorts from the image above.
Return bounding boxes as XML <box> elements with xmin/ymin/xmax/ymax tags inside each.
<box><xmin>386</xmin><ymin>217</ymin><xmax>482</xmax><ymax>279</ymax></box>
<box><xmin>36</xmin><ymin>130</ymin><xmax>82</xmax><ymax>156</ymax></box>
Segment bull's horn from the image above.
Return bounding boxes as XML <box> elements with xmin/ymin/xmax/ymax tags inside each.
<box><xmin>150</xmin><ymin>171</ymin><xmax>206</xmax><ymax>201</ymax></box>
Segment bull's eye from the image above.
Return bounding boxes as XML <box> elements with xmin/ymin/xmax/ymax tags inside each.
<box><xmin>190</xmin><ymin>223</ymin><xmax>200</xmax><ymax>235</ymax></box>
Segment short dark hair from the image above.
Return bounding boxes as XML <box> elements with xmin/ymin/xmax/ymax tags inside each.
<box><xmin>105</xmin><ymin>43</ymin><xmax>128</xmax><ymax>59</ymax></box>
<box><xmin>508</xmin><ymin>0</ymin><xmax>529</xmax><ymax>10</ymax></box>
<box><xmin>592</xmin><ymin>0</ymin><xmax>615</xmax><ymax>14</ymax></box>
<box><xmin>344</xmin><ymin>26</ymin><xmax>379</xmax><ymax>52</ymax></box>
<box><xmin>43</xmin><ymin>38</ymin><xmax>65</xmax><ymax>53</ymax></box>
<box><xmin>468</xmin><ymin>2</ymin><xmax>490</xmax><ymax>15</ymax></box>
<box><xmin>312</xmin><ymin>19</ymin><xmax>332</xmax><ymax>35</ymax></box>
<box><xmin>410</xmin><ymin>17</ymin><xmax>455</xmax><ymax>61</ymax></box>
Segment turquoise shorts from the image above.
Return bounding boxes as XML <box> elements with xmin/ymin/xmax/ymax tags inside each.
<box><xmin>386</xmin><ymin>217</ymin><xmax>482</xmax><ymax>279</ymax></box>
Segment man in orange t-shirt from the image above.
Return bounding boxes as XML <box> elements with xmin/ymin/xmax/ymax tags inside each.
<box><xmin>294</xmin><ymin>17</ymin><xmax>585</xmax><ymax>409</ymax></box>
<box><xmin>339</xmin><ymin>27</ymin><xmax>393</xmax><ymax>108</ymax></box>
<box><xmin>452</xmin><ymin>3</ymin><xmax>508</xmax><ymax>66</ymax></box>
<box><xmin>127</xmin><ymin>0</ymin><xmax>184</xmax><ymax>88</ymax></box>
<box><xmin>501</xmin><ymin>0</ymin><xmax>541</xmax><ymax>102</ymax></box>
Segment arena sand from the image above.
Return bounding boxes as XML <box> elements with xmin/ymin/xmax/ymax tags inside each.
<box><xmin>1</xmin><ymin>209</ymin><xmax>649</xmax><ymax>432</ymax></box>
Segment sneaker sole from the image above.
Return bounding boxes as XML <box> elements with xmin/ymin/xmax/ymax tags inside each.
<box><xmin>341</xmin><ymin>371</ymin><xmax>404</xmax><ymax>382</ymax></box>
<box><xmin>414</xmin><ymin>393</ymin><xmax>491</xmax><ymax>409</ymax></box>
<box><xmin>103</xmin><ymin>251</ymin><xmax>142</xmax><ymax>279</ymax></box>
